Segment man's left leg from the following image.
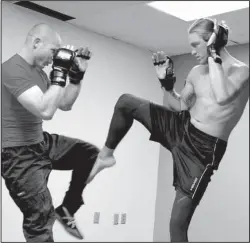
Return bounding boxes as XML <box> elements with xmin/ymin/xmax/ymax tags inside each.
<box><xmin>170</xmin><ymin>190</ymin><xmax>198</xmax><ymax>242</ymax></box>
<box><xmin>45</xmin><ymin>133</ymin><xmax>99</xmax><ymax>239</ymax></box>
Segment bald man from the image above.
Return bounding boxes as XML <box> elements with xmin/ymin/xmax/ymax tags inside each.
<box><xmin>2</xmin><ymin>23</ymin><xmax>99</xmax><ymax>241</ymax></box>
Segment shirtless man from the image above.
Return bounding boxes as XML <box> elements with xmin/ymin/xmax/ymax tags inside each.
<box><xmin>86</xmin><ymin>18</ymin><xmax>249</xmax><ymax>241</ymax></box>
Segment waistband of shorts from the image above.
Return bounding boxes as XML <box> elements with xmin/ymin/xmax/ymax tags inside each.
<box><xmin>2</xmin><ymin>139</ymin><xmax>44</xmax><ymax>150</ymax></box>
<box><xmin>188</xmin><ymin>119</ymin><xmax>227</xmax><ymax>146</ymax></box>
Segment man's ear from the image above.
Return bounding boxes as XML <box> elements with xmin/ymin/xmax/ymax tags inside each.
<box><xmin>33</xmin><ymin>38</ymin><xmax>42</xmax><ymax>49</ymax></box>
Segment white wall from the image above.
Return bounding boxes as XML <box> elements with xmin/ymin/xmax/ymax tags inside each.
<box><xmin>2</xmin><ymin>2</ymin><xmax>163</xmax><ymax>242</ymax></box>
<box><xmin>154</xmin><ymin>43</ymin><xmax>249</xmax><ymax>242</ymax></box>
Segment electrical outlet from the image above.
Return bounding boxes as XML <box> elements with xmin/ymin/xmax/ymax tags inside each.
<box><xmin>113</xmin><ymin>213</ymin><xmax>119</xmax><ymax>225</ymax></box>
<box><xmin>94</xmin><ymin>212</ymin><xmax>100</xmax><ymax>224</ymax></box>
<box><xmin>121</xmin><ymin>213</ymin><xmax>127</xmax><ymax>224</ymax></box>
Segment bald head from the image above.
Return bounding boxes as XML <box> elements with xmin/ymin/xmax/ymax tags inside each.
<box><xmin>25</xmin><ymin>23</ymin><xmax>62</xmax><ymax>46</ymax></box>
<box><xmin>22</xmin><ymin>23</ymin><xmax>62</xmax><ymax>69</ymax></box>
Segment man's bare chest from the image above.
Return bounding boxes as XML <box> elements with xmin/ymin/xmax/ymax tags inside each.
<box><xmin>193</xmin><ymin>67</ymin><xmax>230</xmax><ymax>100</ymax></box>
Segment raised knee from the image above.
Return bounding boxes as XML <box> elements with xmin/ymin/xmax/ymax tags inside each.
<box><xmin>115</xmin><ymin>93</ymin><xmax>133</xmax><ymax>110</ymax></box>
<box><xmin>77</xmin><ymin>143</ymin><xmax>100</xmax><ymax>154</ymax></box>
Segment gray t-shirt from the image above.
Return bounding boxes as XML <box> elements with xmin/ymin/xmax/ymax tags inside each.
<box><xmin>2</xmin><ymin>54</ymin><xmax>50</xmax><ymax>148</ymax></box>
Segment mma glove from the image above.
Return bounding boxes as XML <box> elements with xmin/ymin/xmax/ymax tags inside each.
<box><xmin>208</xmin><ymin>45</ymin><xmax>222</xmax><ymax>65</ymax></box>
<box><xmin>207</xmin><ymin>20</ymin><xmax>228</xmax><ymax>65</ymax></box>
<box><xmin>68</xmin><ymin>47</ymin><xmax>91</xmax><ymax>85</ymax></box>
<box><xmin>50</xmin><ymin>48</ymin><xmax>76</xmax><ymax>87</ymax></box>
<box><xmin>154</xmin><ymin>55</ymin><xmax>176</xmax><ymax>91</ymax></box>
<box><xmin>68</xmin><ymin>62</ymin><xmax>85</xmax><ymax>85</ymax></box>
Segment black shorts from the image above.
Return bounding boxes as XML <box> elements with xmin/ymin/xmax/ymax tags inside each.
<box><xmin>149</xmin><ymin>103</ymin><xmax>227</xmax><ymax>205</ymax></box>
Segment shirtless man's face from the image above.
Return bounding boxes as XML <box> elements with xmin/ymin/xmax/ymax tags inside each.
<box><xmin>188</xmin><ymin>32</ymin><xmax>209</xmax><ymax>65</ymax></box>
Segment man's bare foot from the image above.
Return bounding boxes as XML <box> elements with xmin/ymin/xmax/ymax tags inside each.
<box><xmin>86</xmin><ymin>155</ymin><xmax>116</xmax><ymax>184</ymax></box>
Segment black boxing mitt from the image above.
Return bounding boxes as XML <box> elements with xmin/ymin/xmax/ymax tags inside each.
<box><xmin>50</xmin><ymin>48</ymin><xmax>76</xmax><ymax>87</ymax></box>
<box><xmin>158</xmin><ymin>57</ymin><xmax>176</xmax><ymax>91</ymax></box>
<box><xmin>68</xmin><ymin>47</ymin><xmax>92</xmax><ymax>84</ymax></box>
<box><xmin>207</xmin><ymin>20</ymin><xmax>229</xmax><ymax>65</ymax></box>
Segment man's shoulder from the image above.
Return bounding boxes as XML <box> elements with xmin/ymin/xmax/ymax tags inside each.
<box><xmin>186</xmin><ymin>65</ymin><xmax>203</xmax><ymax>83</ymax></box>
<box><xmin>2</xmin><ymin>55</ymin><xmax>16</xmax><ymax>69</ymax></box>
<box><xmin>3</xmin><ymin>54</ymin><xmax>29</xmax><ymax>77</ymax></box>
<box><xmin>232</xmin><ymin>60</ymin><xmax>248</xmax><ymax>71</ymax></box>
<box><xmin>191</xmin><ymin>64</ymin><xmax>206</xmax><ymax>73</ymax></box>
<box><xmin>229</xmin><ymin>61</ymin><xmax>249</xmax><ymax>80</ymax></box>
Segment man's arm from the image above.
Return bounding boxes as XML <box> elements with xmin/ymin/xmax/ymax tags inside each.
<box><xmin>18</xmin><ymin>85</ymin><xmax>65</xmax><ymax>120</ymax></box>
<box><xmin>208</xmin><ymin>57</ymin><xmax>249</xmax><ymax>105</ymax></box>
<box><xmin>58</xmin><ymin>82</ymin><xmax>82</xmax><ymax>111</ymax></box>
<box><xmin>164</xmin><ymin>80</ymin><xmax>196</xmax><ymax>112</ymax></box>
<box><xmin>58</xmin><ymin>46</ymin><xmax>92</xmax><ymax>111</ymax></box>
<box><xmin>164</xmin><ymin>88</ymin><xmax>181</xmax><ymax>111</ymax></box>
<box><xmin>16</xmin><ymin>47</ymin><xmax>74</xmax><ymax>118</ymax></box>
<box><xmin>152</xmin><ymin>51</ymin><xmax>196</xmax><ymax>112</ymax></box>
<box><xmin>162</xmin><ymin>65</ymin><xmax>197</xmax><ymax>112</ymax></box>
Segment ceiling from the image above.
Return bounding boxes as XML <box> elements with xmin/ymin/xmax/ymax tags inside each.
<box><xmin>13</xmin><ymin>1</ymin><xmax>249</xmax><ymax>56</ymax></box>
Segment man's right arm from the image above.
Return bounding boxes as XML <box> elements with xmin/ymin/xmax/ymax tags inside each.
<box><xmin>3</xmin><ymin>48</ymin><xmax>75</xmax><ymax>120</ymax></box>
<box><xmin>163</xmin><ymin>79</ymin><xmax>196</xmax><ymax>112</ymax></box>
<box><xmin>17</xmin><ymin>85</ymin><xmax>64</xmax><ymax>120</ymax></box>
<box><xmin>153</xmin><ymin>51</ymin><xmax>196</xmax><ymax>112</ymax></box>
<box><xmin>162</xmin><ymin>65</ymin><xmax>196</xmax><ymax>112</ymax></box>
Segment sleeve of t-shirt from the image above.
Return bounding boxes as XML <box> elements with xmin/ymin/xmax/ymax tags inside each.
<box><xmin>2</xmin><ymin>64</ymin><xmax>36</xmax><ymax>98</ymax></box>
<box><xmin>40</xmin><ymin>70</ymin><xmax>51</xmax><ymax>89</ymax></box>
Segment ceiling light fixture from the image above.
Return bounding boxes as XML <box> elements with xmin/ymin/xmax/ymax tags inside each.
<box><xmin>147</xmin><ymin>1</ymin><xmax>249</xmax><ymax>21</ymax></box>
